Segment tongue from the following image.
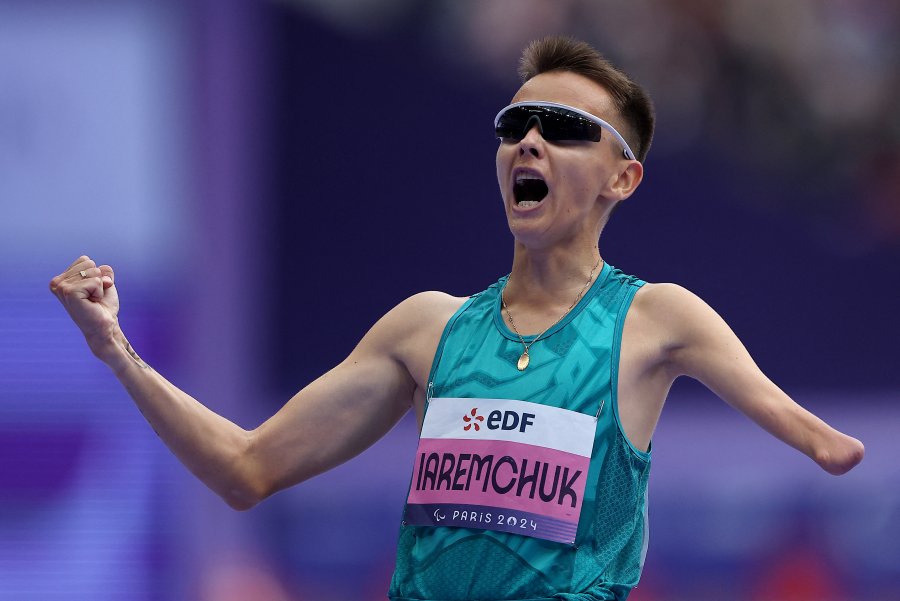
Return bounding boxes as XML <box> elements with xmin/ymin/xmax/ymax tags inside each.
<box><xmin>514</xmin><ymin>180</ymin><xmax>549</xmax><ymax>205</ymax></box>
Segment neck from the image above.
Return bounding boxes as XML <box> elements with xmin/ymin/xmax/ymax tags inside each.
<box><xmin>504</xmin><ymin>241</ymin><xmax>603</xmax><ymax>309</ymax></box>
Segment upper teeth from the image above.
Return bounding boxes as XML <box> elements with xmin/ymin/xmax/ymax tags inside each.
<box><xmin>515</xmin><ymin>173</ymin><xmax>543</xmax><ymax>184</ymax></box>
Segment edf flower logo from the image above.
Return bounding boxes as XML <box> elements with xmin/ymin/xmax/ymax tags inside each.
<box><xmin>463</xmin><ymin>407</ymin><xmax>484</xmax><ymax>431</ymax></box>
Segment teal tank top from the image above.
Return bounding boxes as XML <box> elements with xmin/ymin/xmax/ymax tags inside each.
<box><xmin>389</xmin><ymin>263</ymin><xmax>651</xmax><ymax>601</ymax></box>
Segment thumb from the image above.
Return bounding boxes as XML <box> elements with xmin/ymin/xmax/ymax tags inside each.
<box><xmin>99</xmin><ymin>264</ymin><xmax>115</xmax><ymax>289</ymax></box>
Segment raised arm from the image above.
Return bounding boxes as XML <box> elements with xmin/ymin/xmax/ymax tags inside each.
<box><xmin>49</xmin><ymin>256</ymin><xmax>440</xmax><ymax>509</ymax></box>
<box><xmin>646</xmin><ymin>283</ymin><xmax>864</xmax><ymax>475</ymax></box>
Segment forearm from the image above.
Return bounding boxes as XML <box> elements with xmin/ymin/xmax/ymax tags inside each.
<box><xmin>100</xmin><ymin>329</ymin><xmax>261</xmax><ymax>508</ymax></box>
<box><xmin>680</xmin><ymin>342</ymin><xmax>864</xmax><ymax>475</ymax></box>
<box><xmin>715</xmin><ymin>373</ymin><xmax>865</xmax><ymax>475</ymax></box>
<box><xmin>751</xmin><ymin>391</ymin><xmax>864</xmax><ymax>475</ymax></box>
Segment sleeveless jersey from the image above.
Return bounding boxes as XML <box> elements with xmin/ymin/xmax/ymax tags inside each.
<box><xmin>389</xmin><ymin>263</ymin><xmax>652</xmax><ymax>601</ymax></box>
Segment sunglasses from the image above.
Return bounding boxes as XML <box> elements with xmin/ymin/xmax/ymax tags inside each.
<box><xmin>494</xmin><ymin>101</ymin><xmax>636</xmax><ymax>160</ymax></box>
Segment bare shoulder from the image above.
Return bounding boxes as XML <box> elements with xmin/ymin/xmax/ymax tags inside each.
<box><xmin>376</xmin><ymin>291</ymin><xmax>469</xmax><ymax>393</ymax></box>
<box><xmin>352</xmin><ymin>291</ymin><xmax>469</xmax><ymax>357</ymax></box>
<box><xmin>628</xmin><ymin>282</ymin><xmax>727</xmax><ymax>351</ymax></box>
<box><xmin>373</xmin><ymin>291</ymin><xmax>468</xmax><ymax>359</ymax></box>
<box><xmin>388</xmin><ymin>291</ymin><xmax>469</xmax><ymax>332</ymax></box>
<box><xmin>632</xmin><ymin>281</ymin><xmax>702</xmax><ymax>311</ymax></box>
<box><xmin>396</xmin><ymin>290</ymin><xmax>469</xmax><ymax>315</ymax></box>
<box><xmin>630</xmin><ymin>282</ymin><xmax>705</xmax><ymax>327</ymax></box>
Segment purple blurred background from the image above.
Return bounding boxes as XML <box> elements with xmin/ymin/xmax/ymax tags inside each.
<box><xmin>1</xmin><ymin>1</ymin><xmax>898</xmax><ymax>599</ymax></box>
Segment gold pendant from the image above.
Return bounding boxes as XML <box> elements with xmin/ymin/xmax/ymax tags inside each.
<box><xmin>517</xmin><ymin>351</ymin><xmax>530</xmax><ymax>371</ymax></box>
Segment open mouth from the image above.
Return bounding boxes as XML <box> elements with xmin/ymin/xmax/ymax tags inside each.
<box><xmin>513</xmin><ymin>173</ymin><xmax>549</xmax><ymax>207</ymax></box>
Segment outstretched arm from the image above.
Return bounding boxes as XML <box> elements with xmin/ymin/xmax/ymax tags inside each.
<box><xmin>649</xmin><ymin>283</ymin><xmax>864</xmax><ymax>475</ymax></box>
<box><xmin>50</xmin><ymin>256</ymin><xmax>421</xmax><ymax>509</ymax></box>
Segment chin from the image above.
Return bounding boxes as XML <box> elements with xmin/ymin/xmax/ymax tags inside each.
<box><xmin>507</xmin><ymin>222</ymin><xmax>553</xmax><ymax>250</ymax></box>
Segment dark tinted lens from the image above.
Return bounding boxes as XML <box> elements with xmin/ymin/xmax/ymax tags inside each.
<box><xmin>495</xmin><ymin>106</ymin><xmax>602</xmax><ymax>142</ymax></box>
<box><xmin>495</xmin><ymin>107</ymin><xmax>531</xmax><ymax>140</ymax></box>
<box><xmin>540</xmin><ymin>106</ymin><xmax>602</xmax><ymax>142</ymax></box>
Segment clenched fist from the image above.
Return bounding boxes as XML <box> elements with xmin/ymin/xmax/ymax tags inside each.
<box><xmin>49</xmin><ymin>255</ymin><xmax>123</xmax><ymax>364</ymax></box>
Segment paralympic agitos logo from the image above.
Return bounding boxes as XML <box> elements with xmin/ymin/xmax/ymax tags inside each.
<box><xmin>463</xmin><ymin>407</ymin><xmax>536</xmax><ymax>433</ymax></box>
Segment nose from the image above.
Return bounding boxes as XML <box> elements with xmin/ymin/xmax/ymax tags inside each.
<box><xmin>518</xmin><ymin>117</ymin><xmax>545</xmax><ymax>158</ymax></box>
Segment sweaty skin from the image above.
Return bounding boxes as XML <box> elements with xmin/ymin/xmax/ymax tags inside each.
<box><xmin>49</xmin><ymin>72</ymin><xmax>863</xmax><ymax>512</ymax></box>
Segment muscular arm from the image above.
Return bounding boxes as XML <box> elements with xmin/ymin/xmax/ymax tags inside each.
<box><xmin>645</xmin><ymin>283</ymin><xmax>864</xmax><ymax>475</ymax></box>
<box><xmin>110</xmin><ymin>310</ymin><xmax>415</xmax><ymax>510</ymax></box>
<box><xmin>50</xmin><ymin>256</ymin><xmax>452</xmax><ymax>510</ymax></box>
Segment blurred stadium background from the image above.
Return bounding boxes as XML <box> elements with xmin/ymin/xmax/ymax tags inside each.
<box><xmin>1</xmin><ymin>1</ymin><xmax>898</xmax><ymax>599</ymax></box>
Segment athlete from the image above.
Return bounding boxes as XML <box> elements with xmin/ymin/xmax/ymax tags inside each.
<box><xmin>49</xmin><ymin>37</ymin><xmax>864</xmax><ymax>600</ymax></box>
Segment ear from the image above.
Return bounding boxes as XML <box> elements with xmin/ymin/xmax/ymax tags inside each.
<box><xmin>608</xmin><ymin>160</ymin><xmax>643</xmax><ymax>202</ymax></box>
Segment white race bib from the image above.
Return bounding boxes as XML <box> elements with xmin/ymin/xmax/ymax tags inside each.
<box><xmin>405</xmin><ymin>397</ymin><xmax>596</xmax><ymax>544</ymax></box>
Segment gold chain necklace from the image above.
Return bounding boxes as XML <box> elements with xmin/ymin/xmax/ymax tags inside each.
<box><xmin>501</xmin><ymin>254</ymin><xmax>603</xmax><ymax>371</ymax></box>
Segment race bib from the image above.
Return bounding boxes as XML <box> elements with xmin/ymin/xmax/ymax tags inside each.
<box><xmin>404</xmin><ymin>397</ymin><xmax>596</xmax><ymax>544</ymax></box>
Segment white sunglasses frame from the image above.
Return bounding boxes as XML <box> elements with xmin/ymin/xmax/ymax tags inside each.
<box><xmin>494</xmin><ymin>101</ymin><xmax>636</xmax><ymax>161</ymax></box>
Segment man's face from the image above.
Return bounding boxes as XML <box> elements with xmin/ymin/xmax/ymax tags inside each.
<box><xmin>496</xmin><ymin>70</ymin><xmax>632</xmax><ymax>249</ymax></box>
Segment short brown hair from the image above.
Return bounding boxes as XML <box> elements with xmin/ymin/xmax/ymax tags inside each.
<box><xmin>519</xmin><ymin>36</ymin><xmax>655</xmax><ymax>163</ymax></box>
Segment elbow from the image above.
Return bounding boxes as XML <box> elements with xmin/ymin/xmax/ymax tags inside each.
<box><xmin>221</xmin><ymin>476</ymin><xmax>270</xmax><ymax>511</ymax></box>
<box><xmin>224</xmin><ymin>491</ymin><xmax>260</xmax><ymax>512</ymax></box>
<box><xmin>219</xmin><ymin>435</ymin><xmax>272</xmax><ymax>511</ymax></box>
